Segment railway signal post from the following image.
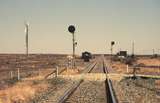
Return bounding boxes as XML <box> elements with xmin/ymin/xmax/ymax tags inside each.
<box><xmin>111</xmin><ymin>41</ymin><xmax>115</xmax><ymax>64</ymax></box>
<box><xmin>68</xmin><ymin>25</ymin><xmax>76</xmax><ymax>69</ymax></box>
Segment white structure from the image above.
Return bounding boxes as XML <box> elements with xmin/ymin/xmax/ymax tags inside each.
<box><xmin>25</xmin><ymin>22</ymin><xmax>29</xmax><ymax>56</ymax></box>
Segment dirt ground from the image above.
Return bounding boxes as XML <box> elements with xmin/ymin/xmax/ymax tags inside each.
<box><xmin>137</xmin><ymin>57</ymin><xmax>160</xmax><ymax>66</ymax></box>
<box><xmin>0</xmin><ymin>55</ymin><xmax>159</xmax><ymax>103</ymax></box>
<box><xmin>107</xmin><ymin>56</ymin><xmax>160</xmax><ymax>103</ymax></box>
<box><xmin>112</xmin><ymin>77</ymin><xmax>159</xmax><ymax>103</ymax></box>
<box><xmin>0</xmin><ymin>54</ymin><xmax>87</xmax><ymax>103</ymax></box>
<box><xmin>111</xmin><ymin>57</ymin><xmax>160</xmax><ymax>75</ymax></box>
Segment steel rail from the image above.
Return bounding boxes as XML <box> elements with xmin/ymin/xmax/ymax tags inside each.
<box><xmin>56</xmin><ymin>61</ymin><xmax>97</xmax><ymax>103</ymax></box>
<box><xmin>103</xmin><ymin>58</ymin><xmax>118</xmax><ymax>103</ymax></box>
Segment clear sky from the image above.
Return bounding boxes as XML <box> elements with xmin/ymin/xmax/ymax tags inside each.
<box><xmin>0</xmin><ymin>0</ymin><xmax>160</xmax><ymax>55</ymax></box>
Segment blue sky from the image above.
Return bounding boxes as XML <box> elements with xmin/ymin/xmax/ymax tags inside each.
<box><xmin>0</xmin><ymin>0</ymin><xmax>160</xmax><ymax>54</ymax></box>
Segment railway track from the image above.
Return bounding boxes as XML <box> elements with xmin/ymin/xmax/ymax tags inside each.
<box><xmin>25</xmin><ymin>61</ymin><xmax>96</xmax><ymax>103</ymax></box>
<box><xmin>103</xmin><ymin>57</ymin><xmax>118</xmax><ymax>103</ymax></box>
<box><xmin>44</xmin><ymin>61</ymin><xmax>96</xmax><ymax>79</ymax></box>
<box><xmin>57</xmin><ymin>56</ymin><xmax>118</xmax><ymax>103</ymax></box>
<box><xmin>56</xmin><ymin>61</ymin><xmax>97</xmax><ymax>103</ymax></box>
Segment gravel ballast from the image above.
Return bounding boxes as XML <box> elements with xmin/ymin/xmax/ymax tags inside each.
<box><xmin>112</xmin><ymin>77</ymin><xmax>159</xmax><ymax>103</ymax></box>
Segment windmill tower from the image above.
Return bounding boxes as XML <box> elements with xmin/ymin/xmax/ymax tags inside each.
<box><xmin>25</xmin><ymin>22</ymin><xmax>29</xmax><ymax>56</ymax></box>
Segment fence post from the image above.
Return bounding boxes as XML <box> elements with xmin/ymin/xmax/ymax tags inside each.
<box><xmin>66</xmin><ymin>64</ymin><xmax>69</xmax><ymax>75</ymax></box>
<box><xmin>17</xmin><ymin>68</ymin><xmax>20</xmax><ymax>80</ymax></box>
<box><xmin>127</xmin><ymin>65</ymin><xmax>129</xmax><ymax>73</ymax></box>
<box><xmin>38</xmin><ymin>69</ymin><xmax>40</xmax><ymax>77</ymax></box>
<box><xmin>159</xmin><ymin>65</ymin><xmax>160</xmax><ymax>74</ymax></box>
<box><xmin>56</xmin><ymin>66</ymin><xmax>58</xmax><ymax>77</ymax></box>
<box><xmin>10</xmin><ymin>71</ymin><xmax>13</xmax><ymax>79</ymax></box>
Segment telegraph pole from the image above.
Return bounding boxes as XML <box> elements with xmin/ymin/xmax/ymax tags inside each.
<box><xmin>132</xmin><ymin>41</ymin><xmax>135</xmax><ymax>57</ymax></box>
<box><xmin>25</xmin><ymin>22</ymin><xmax>29</xmax><ymax>56</ymax></box>
<box><xmin>153</xmin><ymin>49</ymin><xmax>155</xmax><ymax>55</ymax></box>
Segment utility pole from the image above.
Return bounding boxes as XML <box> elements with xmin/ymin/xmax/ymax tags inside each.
<box><xmin>68</xmin><ymin>25</ymin><xmax>76</xmax><ymax>69</ymax></box>
<box><xmin>25</xmin><ymin>22</ymin><xmax>29</xmax><ymax>56</ymax></box>
<box><xmin>131</xmin><ymin>41</ymin><xmax>135</xmax><ymax>58</ymax></box>
<box><xmin>17</xmin><ymin>68</ymin><xmax>20</xmax><ymax>80</ymax></box>
<box><xmin>153</xmin><ymin>49</ymin><xmax>155</xmax><ymax>55</ymax></box>
<box><xmin>132</xmin><ymin>42</ymin><xmax>134</xmax><ymax>56</ymax></box>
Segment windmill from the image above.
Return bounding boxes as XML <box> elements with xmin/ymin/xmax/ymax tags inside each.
<box><xmin>24</xmin><ymin>22</ymin><xmax>29</xmax><ymax>56</ymax></box>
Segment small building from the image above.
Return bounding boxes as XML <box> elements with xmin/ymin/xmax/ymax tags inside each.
<box><xmin>117</xmin><ymin>51</ymin><xmax>127</xmax><ymax>58</ymax></box>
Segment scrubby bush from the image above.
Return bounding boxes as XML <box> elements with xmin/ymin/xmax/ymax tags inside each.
<box><xmin>124</xmin><ymin>56</ymin><xmax>136</xmax><ymax>65</ymax></box>
<box><xmin>112</xmin><ymin>55</ymin><xmax>121</xmax><ymax>62</ymax></box>
<box><xmin>6</xmin><ymin>77</ymin><xmax>19</xmax><ymax>85</ymax></box>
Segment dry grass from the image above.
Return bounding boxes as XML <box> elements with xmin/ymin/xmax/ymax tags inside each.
<box><xmin>137</xmin><ymin>68</ymin><xmax>160</xmax><ymax>75</ymax></box>
<box><xmin>111</xmin><ymin>61</ymin><xmax>129</xmax><ymax>73</ymax></box>
<box><xmin>0</xmin><ymin>54</ymin><xmax>87</xmax><ymax>103</ymax></box>
<box><xmin>111</xmin><ymin>58</ymin><xmax>160</xmax><ymax>75</ymax></box>
<box><xmin>0</xmin><ymin>79</ymin><xmax>49</xmax><ymax>103</ymax></box>
<box><xmin>136</xmin><ymin>58</ymin><xmax>160</xmax><ymax>75</ymax></box>
<box><xmin>0</xmin><ymin>66</ymin><xmax>73</xmax><ymax>103</ymax></box>
<box><xmin>61</xmin><ymin>69</ymin><xmax>80</xmax><ymax>75</ymax></box>
<box><xmin>137</xmin><ymin>58</ymin><xmax>160</xmax><ymax>66</ymax></box>
<box><xmin>0</xmin><ymin>68</ymin><xmax>56</xmax><ymax>103</ymax></box>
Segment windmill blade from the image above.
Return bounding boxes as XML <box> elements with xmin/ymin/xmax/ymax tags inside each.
<box><xmin>24</xmin><ymin>22</ymin><xmax>29</xmax><ymax>33</ymax></box>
